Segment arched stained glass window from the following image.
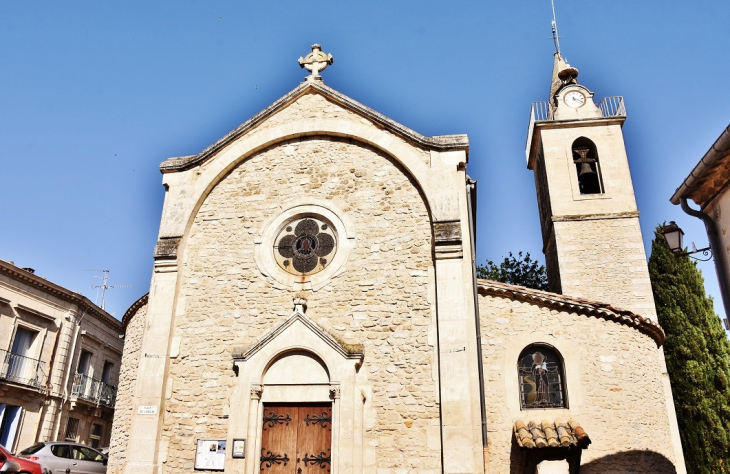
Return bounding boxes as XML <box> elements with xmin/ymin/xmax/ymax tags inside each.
<box><xmin>518</xmin><ymin>345</ymin><xmax>566</xmax><ymax>409</ymax></box>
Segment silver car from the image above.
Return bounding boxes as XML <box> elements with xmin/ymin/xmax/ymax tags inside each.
<box><xmin>18</xmin><ymin>443</ymin><xmax>107</xmax><ymax>474</ymax></box>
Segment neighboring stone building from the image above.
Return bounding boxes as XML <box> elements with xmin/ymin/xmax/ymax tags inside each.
<box><xmin>0</xmin><ymin>259</ymin><xmax>123</xmax><ymax>452</ymax></box>
<box><xmin>109</xmin><ymin>46</ymin><xmax>686</xmax><ymax>474</ymax></box>
<box><xmin>670</xmin><ymin>125</ymin><xmax>730</xmax><ymax>322</ymax></box>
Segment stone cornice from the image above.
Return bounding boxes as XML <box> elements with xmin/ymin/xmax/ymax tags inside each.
<box><xmin>552</xmin><ymin>211</ymin><xmax>640</xmax><ymax>222</ymax></box>
<box><xmin>122</xmin><ymin>292</ymin><xmax>149</xmax><ymax>330</ymax></box>
<box><xmin>0</xmin><ymin>260</ymin><xmax>122</xmax><ymax>332</ymax></box>
<box><xmin>477</xmin><ymin>279</ymin><xmax>665</xmax><ymax>347</ymax></box>
<box><xmin>160</xmin><ymin>81</ymin><xmax>469</xmax><ymax>173</ymax></box>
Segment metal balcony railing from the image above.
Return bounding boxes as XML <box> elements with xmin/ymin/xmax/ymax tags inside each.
<box><xmin>71</xmin><ymin>373</ymin><xmax>117</xmax><ymax>407</ymax></box>
<box><xmin>0</xmin><ymin>349</ymin><xmax>46</xmax><ymax>389</ymax></box>
<box><xmin>526</xmin><ymin>97</ymin><xmax>627</xmax><ymax>159</ymax></box>
<box><xmin>529</xmin><ymin>96</ymin><xmax>626</xmax><ymax>124</ymax></box>
<box><xmin>597</xmin><ymin>96</ymin><xmax>627</xmax><ymax>117</ymax></box>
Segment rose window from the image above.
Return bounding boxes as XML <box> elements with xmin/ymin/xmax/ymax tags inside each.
<box><xmin>274</xmin><ymin>217</ymin><xmax>337</xmax><ymax>275</ymax></box>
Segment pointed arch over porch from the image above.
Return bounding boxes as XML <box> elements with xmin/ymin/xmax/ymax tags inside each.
<box><xmin>229</xmin><ymin>310</ymin><xmax>364</xmax><ymax>474</ymax></box>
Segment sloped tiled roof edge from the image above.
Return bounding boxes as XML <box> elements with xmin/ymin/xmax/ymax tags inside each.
<box><xmin>0</xmin><ymin>260</ymin><xmax>123</xmax><ymax>331</ymax></box>
<box><xmin>477</xmin><ymin>279</ymin><xmax>665</xmax><ymax>347</ymax></box>
<box><xmin>160</xmin><ymin>80</ymin><xmax>469</xmax><ymax>173</ymax></box>
<box><xmin>122</xmin><ymin>292</ymin><xmax>149</xmax><ymax>330</ymax></box>
<box><xmin>670</xmin><ymin>124</ymin><xmax>730</xmax><ymax>207</ymax></box>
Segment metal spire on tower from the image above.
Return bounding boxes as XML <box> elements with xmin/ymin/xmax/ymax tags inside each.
<box><xmin>551</xmin><ymin>0</ymin><xmax>561</xmax><ymax>55</ymax></box>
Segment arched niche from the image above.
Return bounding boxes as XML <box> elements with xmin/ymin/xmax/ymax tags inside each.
<box><xmin>263</xmin><ymin>350</ymin><xmax>330</xmax><ymax>386</ymax></box>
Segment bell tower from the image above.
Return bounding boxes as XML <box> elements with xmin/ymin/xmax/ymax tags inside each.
<box><xmin>526</xmin><ymin>53</ymin><xmax>656</xmax><ymax>319</ymax></box>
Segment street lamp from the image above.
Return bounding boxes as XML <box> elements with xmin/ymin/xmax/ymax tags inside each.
<box><xmin>662</xmin><ymin>221</ymin><xmax>684</xmax><ymax>253</ymax></box>
<box><xmin>662</xmin><ymin>221</ymin><xmax>713</xmax><ymax>261</ymax></box>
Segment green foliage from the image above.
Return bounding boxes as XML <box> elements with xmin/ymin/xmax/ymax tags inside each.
<box><xmin>476</xmin><ymin>251</ymin><xmax>549</xmax><ymax>291</ymax></box>
<box><xmin>649</xmin><ymin>226</ymin><xmax>730</xmax><ymax>473</ymax></box>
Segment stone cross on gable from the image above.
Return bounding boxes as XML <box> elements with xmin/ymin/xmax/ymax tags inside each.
<box><xmin>298</xmin><ymin>44</ymin><xmax>334</xmax><ymax>82</ymax></box>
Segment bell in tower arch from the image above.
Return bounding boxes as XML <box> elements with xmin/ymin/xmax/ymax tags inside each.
<box><xmin>573</xmin><ymin>146</ymin><xmax>602</xmax><ymax>195</ymax></box>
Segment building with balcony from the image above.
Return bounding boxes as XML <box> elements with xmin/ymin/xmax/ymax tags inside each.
<box><xmin>0</xmin><ymin>259</ymin><xmax>123</xmax><ymax>453</ymax></box>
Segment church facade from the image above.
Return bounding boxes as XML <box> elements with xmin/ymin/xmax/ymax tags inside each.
<box><xmin>109</xmin><ymin>46</ymin><xmax>686</xmax><ymax>474</ymax></box>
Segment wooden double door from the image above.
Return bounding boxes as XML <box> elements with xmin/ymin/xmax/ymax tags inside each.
<box><xmin>260</xmin><ymin>403</ymin><xmax>332</xmax><ymax>473</ymax></box>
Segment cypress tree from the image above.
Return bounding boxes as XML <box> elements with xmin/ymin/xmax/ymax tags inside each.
<box><xmin>649</xmin><ymin>225</ymin><xmax>730</xmax><ymax>473</ymax></box>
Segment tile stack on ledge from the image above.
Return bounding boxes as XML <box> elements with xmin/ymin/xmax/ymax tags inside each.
<box><xmin>514</xmin><ymin>419</ymin><xmax>591</xmax><ymax>449</ymax></box>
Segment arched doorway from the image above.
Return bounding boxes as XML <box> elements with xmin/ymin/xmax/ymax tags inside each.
<box><xmin>260</xmin><ymin>351</ymin><xmax>333</xmax><ymax>473</ymax></box>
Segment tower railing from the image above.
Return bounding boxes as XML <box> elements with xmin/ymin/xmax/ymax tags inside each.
<box><xmin>597</xmin><ymin>96</ymin><xmax>627</xmax><ymax>117</ymax></box>
<box><xmin>527</xmin><ymin>97</ymin><xmax>626</xmax><ymax>157</ymax></box>
<box><xmin>529</xmin><ymin>96</ymin><xmax>626</xmax><ymax>124</ymax></box>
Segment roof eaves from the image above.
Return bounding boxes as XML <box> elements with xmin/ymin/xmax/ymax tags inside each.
<box><xmin>159</xmin><ymin>81</ymin><xmax>469</xmax><ymax>173</ymax></box>
<box><xmin>122</xmin><ymin>292</ymin><xmax>149</xmax><ymax>330</ymax></box>
<box><xmin>0</xmin><ymin>260</ymin><xmax>122</xmax><ymax>331</ymax></box>
<box><xmin>670</xmin><ymin>124</ymin><xmax>730</xmax><ymax>205</ymax></box>
<box><xmin>476</xmin><ymin>279</ymin><xmax>665</xmax><ymax>347</ymax></box>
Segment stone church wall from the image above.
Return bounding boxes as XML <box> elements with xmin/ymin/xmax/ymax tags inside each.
<box><xmin>108</xmin><ymin>302</ymin><xmax>148</xmax><ymax>474</ymax></box>
<box><xmin>478</xmin><ymin>292</ymin><xmax>677</xmax><ymax>474</ymax></box>
<box><xmin>160</xmin><ymin>136</ymin><xmax>440</xmax><ymax>472</ymax></box>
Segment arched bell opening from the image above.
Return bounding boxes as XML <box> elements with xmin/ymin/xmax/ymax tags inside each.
<box><xmin>571</xmin><ymin>137</ymin><xmax>603</xmax><ymax>195</ymax></box>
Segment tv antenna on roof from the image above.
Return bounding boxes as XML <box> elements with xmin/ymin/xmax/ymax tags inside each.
<box><xmin>86</xmin><ymin>269</ymin><xmax>133</xmax><ymax>311</ymax></box>
<box><xmin>551</xmin><ymin>0</ymin><xmax>562</xmax><ymax>55</ymax></box>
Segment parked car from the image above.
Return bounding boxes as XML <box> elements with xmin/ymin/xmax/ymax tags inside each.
<box><xmin>18</xmin><ymin>443</ymin><xmax>106</xmax><ymax>474</ymax></box>
<box><xmin>0</xmin><ymin>459</ymin><xmax>22</xmax><ymax>473</ymax></box>
<box><xmin>0</xmin><ymin>445</ymin><xmax>45</xmax><ymax>474</ymax></box>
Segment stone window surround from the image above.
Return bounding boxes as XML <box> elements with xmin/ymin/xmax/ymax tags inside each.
<box><xmin>518</xmin><ymin>343</ymin><xmax>568</xmax><ymax>410</ymax></box>
<box><xmin>230</xmin><ymin>311</ymin><xmax>364</xmax><ymax>474</ymax></box>
<box><xmin>8</xmin><ymin>319</ymin><xmax>46</xmax><ymax>362</ymax></box>
<box><xmin>570</xmin><ymin>136</ymin><xmax>607</xmax><ymax>200</ymax></box>
<box><xmin>254</xmin><ymin>200</ymin><xmax>356</xmax><ymax>291</ymax></box>
<box><xmin>501</xmin><ymin>337</ymin><xmax>580</xmax><ymax>417</ymax></box>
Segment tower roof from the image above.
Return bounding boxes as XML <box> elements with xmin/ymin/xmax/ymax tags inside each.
<box><xmin>548</xmin><ymin>52</ymin><xmax>579</xmax><ymax>103</ymax></box>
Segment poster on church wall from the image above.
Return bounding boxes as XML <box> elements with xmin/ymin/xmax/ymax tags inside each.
<box><xmin>194</xmin><ymin>439</ymin><xmax>226</xmax><ymax>471</ymax></box>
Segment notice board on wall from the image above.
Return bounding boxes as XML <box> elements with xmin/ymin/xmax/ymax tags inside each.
<box><xmin>195</xmin><ymin>439</ymin><xmax>226</xmax><ymax>471</ymax></box>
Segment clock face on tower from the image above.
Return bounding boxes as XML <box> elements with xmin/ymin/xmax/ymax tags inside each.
<box><xmin>564</xmin><ymin>91</ymin><xmax>586</xmax><ymax>108</ymax></box>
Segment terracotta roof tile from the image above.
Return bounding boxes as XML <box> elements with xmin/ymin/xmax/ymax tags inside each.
<box><xmin>514</xmin><ymin>418</ymin><xmax>591</xmax><ymax>449</ymax></box>
<box><xmin>477</xmin><ymin>279</ymin><xmax>665</xmax><ymax>347</ymax></box>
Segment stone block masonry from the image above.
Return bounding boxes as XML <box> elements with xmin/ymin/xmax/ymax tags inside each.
<box><xmin>162</xmin><ymin>136</ymin><xmax>440</xmax><ymax>473</ymax></box>
<box><xmin>478</xmin><ymin>291</ymin><xmax>676</xmax><ymax>474</ymax></box>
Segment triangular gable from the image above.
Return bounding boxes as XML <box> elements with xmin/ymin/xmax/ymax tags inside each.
<box><xmin>232</xmin><ymin>310</ymin><xmax>364</xmax><ymax>368</ymax></box>
<box><xmin>160</xmin><ymin>80</ymin><xmax>468</xmax><ymax>173</ymax></box>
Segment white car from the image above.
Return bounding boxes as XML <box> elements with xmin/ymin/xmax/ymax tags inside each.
<box><xmin>18</xmin><ymin>442</ymin><xmax>107</xmax><ymax>474</ymax></box>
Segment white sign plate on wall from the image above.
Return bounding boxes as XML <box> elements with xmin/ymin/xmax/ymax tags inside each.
<box><xmin>195</xmin><ymin>439</ymin><xmax>226</xmax><ymax>471</ymax></box>
<box><xmin>137</xmin><ymin>405</ymin><xmax>158</xmax><ymax>415</ymax></box>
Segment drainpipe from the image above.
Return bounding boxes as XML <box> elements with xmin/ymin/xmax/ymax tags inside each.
<box><xmin>52</xmin><ymin>307</ymin><xmax>85</xmax><ymax>441</ymax></box>
<box><xmin>680</xmin><ymin>198</ymin><xmax>730</xmax><ymax>322</ymax></box>
<box><xmin>36</xmin><ymin>321</ymin><xmax>63</xmax><ymax>443</ymax></box>
<box><xmin>466</xmin><ymin>177</ymin><xmax>489</xmax><ymax>469</ymax></box>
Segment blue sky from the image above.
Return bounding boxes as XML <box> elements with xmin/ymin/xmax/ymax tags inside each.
<box><xmin>1</xmin><ymin>1</ymin><xmax>728</xmax><ymax>319</ymax></box>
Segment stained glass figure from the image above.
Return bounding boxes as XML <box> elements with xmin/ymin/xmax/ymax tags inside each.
<box><xmin>274</xmin><ymin>217</ymin><xmax>337</xmax><ymax>276</ymax></box>
<box><xmin>518</xmin><ymin>346</ymin><xmax>566</xmax><ymax>409</ymax></box>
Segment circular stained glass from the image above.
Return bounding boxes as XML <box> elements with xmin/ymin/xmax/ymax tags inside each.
<box><xmin>274</xmin><ymin>217</ymin><xmax>337</xmax><ymax>275</ymax></box>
